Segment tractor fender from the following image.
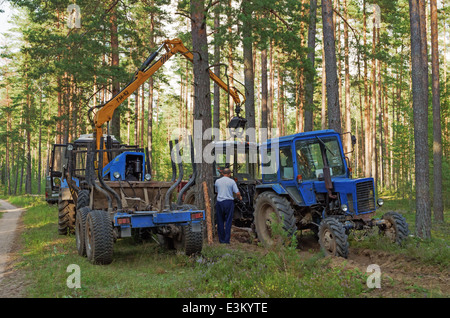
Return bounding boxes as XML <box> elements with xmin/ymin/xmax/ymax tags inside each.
<box><xmin>256</xmin><ymin>183</ymin><xmax>305</xmax><ymax>206</ymax></box>
<box><xmin>256</xmin><ymin>183</ymin><xmax>288</xmax><ymax>196</ymax></box>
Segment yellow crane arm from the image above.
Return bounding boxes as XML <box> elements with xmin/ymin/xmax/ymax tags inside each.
<box><xmin>93</xmin><ymin>38</ymin><xmax>244</xmax><ymax>153</ymax></box>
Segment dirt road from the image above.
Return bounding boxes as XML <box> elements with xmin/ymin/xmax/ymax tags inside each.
<box><xmin>0</xmin><ymin>199</ymin><xmax>27</xmax><ymax>297</ymax></box>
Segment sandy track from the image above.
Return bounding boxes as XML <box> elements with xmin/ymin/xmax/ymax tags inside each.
<box><xmin>0</xmin><ymin>199</ymin><xmax>28</xmax><ymax>297</ymax></box>
<box><xmin>0</xmin><ymin>200</ymin><xmax>24</xmax><ymax>280</ymax></box>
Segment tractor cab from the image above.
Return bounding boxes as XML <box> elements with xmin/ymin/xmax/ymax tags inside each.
<box><xmin>213</xmin><ymin>140</ymin><xmax>260</xmax><ymax>226</ymax></box>
<box><xmin>213</xmin><ymin>140</ymin><xmax>259</xmax><ymax>181</ymax></box>
<box><xmin>258</xmin><ymin>129</ymin><xmax>376</xmax><ymax>217</ymax></box>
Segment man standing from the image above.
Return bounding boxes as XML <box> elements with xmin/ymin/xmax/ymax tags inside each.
<box><xmin>214</xmin><ymin>168</ymin><xmax>242</xmax><ymax>244</ymax></box>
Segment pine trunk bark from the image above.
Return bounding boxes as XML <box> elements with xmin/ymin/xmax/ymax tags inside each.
<box><xmin>322</xmin><ymin>0</ymin><xmax>342</xmax><ymax>133</ymax></box>
<box><xmin>409</xmin><ymin>0</ymin><xmax>431</xmax><ymax>238</ymax></box>
<box><xmin>430</xmin><ymin>0</ymin><xmax>443</xmax><ymax>222</ymax></box>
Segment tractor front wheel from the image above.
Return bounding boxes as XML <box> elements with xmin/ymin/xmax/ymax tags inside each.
<box><xmin>318</xmin><ymin>217</ymin><xmax>349</xmax><ymax>258</ymax></box>
<box><xmin>379</xmin><ymin>212</ymin><xmax>409</xmax><ymax>245</ymax></box>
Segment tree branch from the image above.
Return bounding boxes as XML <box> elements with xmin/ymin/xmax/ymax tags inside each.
<box><xmin>269</xmin><ymin>9</ymin><xmax>293</xmax><ymax>31</ymax></box>
<box><xmin>175</xmin><ymin>11</ymin><xmax>195</xmax><ymax>22</ymax></box>
<box><xmin>333</xmin><ymin>8</ymin><xmax>360</xmax><ymax>39</ymax></box>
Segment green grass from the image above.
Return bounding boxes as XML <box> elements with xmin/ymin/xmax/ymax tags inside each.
<box><xmin>2</xmin><ymin>194</ymin><xmax>448</xmax><ymax>298</ymax></box>
<box><xmin>3</xmin><ymin>195</ymin><xmax>372</xmax><ymax>298</ymax></box>
<box><xmin>350</xmin><ymin>194</ymin><xmax>450</xmax><ymax>269</ymax></box>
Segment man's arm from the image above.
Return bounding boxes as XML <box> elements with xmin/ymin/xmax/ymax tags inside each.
<box><xmin>232</xmin><ymin>182</ymin><xmax>242</xmax><ymax>201</ymax></box>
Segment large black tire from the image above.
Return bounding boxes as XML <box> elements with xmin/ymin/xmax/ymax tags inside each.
<box><xmin>380</xmin><ymin>212</ymin><xmax>409</xmax><ymax>245</ymax></box>
<box><xmin>58</xmin><ymin>192</ymin><xmax>75</xmax><ymax>235</ymax></box>
<box><xmin>76</xmin><ymin>190</ymin><xmax>90</xmax><ymax>211</ymax></box>
<box><xmin>168</xmin><ymin>222</ymin><xmax>204</xmax><ymax>256</ymax></box>
<box><xmin>75</xmin><ymin>207</ymin><xmax>91</xmax><ymax>256</ymax></box>
<box><xmin>183</xmin><ymin>187</ymin><xmax>196</xmax><ymax>205</ymax></box>
<box><xmin>318</xmin><ymin>217</ymin><xmax>349</xmax><ymax>258</ymax></box>
<box><xmin>254</xmin><ymin>191</ymin><xmax>297</xmax><ymax>246</ymax></box>
<box><xmin>184</xmin><ymin>223</ymin><xmax>204</xmax><ymax>255</ymax></box>
<box><xmin>85</xmin><ymin>210</ymin><xmax>114</xmax><ymax>265</ymax></box>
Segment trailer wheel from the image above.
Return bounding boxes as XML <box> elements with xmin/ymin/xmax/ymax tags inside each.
<box><xmin>379</xmin><ymin>212</ymin><xmax>409</xmax><ymax>245</ymax></box>
<box><xmin>170</xmin><ymin>223</ymin><xmax>203</xmax><ymax>255</ymax></box>
<box><xmin>76</xmin><ymin>190</ymin><xmax>90</xmax><ymax>210</ymax></box>
<box><xmin>318</xmin><ymin>217</ymin><xmax>349</xmax><ymax>258</ymax></box>
<box><xmin>58</xmin><ymin>193</ymin><xmax>75</xmax><ymax>235</ymax></box>
<box><xmin>85</xmin><ymin>210</ymin><xmax>114</xmax><ymax>265</ymax></box>
<box><xmin>75</xmin><ymin>207</ymin><xmax>90</xmax><ymax>256</ymax></box>
<box><xmin>254</xmin><ymin>191</ymin><xmax>296</xmax><ymax>246</ymax></box>
<box><xmin>184</xmin><ymin>222</ymin><xmax>203</xmax><ymax>255</ymax></box>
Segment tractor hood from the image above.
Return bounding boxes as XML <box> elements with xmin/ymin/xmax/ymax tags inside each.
<box><xmin>312</xmin><ymin>177</ymin><xmax>377</xmax><ymax>215</ymax></box>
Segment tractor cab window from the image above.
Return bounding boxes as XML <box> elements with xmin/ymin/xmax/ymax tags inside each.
<box><xmin>295</xmin><ymin>137</ymin><xmax>345</xmax><ymax>181</ymax></box>
<box><xmin>214</xmin><ymin>143</ymin><xmax>259</xmax><ymax>181</ymax></box>
<box><xmin>279</xmin><ymin>146</ymin><xmax>294</xmax><ymax>180</ymax></box>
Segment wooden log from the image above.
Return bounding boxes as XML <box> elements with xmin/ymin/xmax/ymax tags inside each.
<box><xmin>202</xmin><ymin>181</ymin><xmax>213</xmax><ymax>244</ymax></box>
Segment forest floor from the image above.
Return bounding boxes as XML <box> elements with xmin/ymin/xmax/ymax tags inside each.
<box><xmin>0</xmin><ymin>196</ymin><xmax>448</xmax><ymax>298</ymax></box>
<box><xmin>227</xmin><ymin>226</ymin><xmax>449</xmax><ymax>298</ymax></box>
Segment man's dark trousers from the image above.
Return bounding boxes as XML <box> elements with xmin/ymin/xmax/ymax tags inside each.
<box><xmin>215</xmin><ymin>199</ymin><xmax>234</xmax><ymax>243</ymax></box>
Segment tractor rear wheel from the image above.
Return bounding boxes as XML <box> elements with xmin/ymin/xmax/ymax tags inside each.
<box><xmin>85</xmin><ymin>210</ymin><xmax>114</xmax><ymax>265</ymax></box>
<box><xmin>318</xmin><ymin>217</ymin><xmax>349</xmax><ymax>258</ymax></box>
<box><xmin>75</xmin><ymin>207</ymin><xmax>91</xmax><ymax>256</ymax></box>
<box><xmin>58</xmin><ymin>193</ymin><xmax>75</xmax><ymax>235</ymax></box>
<box><xmin>254</xmin><ymin>191</ymin><xmax>296</xmax><ymax>246</ymax></box>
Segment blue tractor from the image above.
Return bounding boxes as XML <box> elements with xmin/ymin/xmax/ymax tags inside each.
<box><xmin>53</xmin><ymin>134</ymin><xmax>205</xmax><ymax>265</ymax></box>
<box><xmin>254</xmin><ymin>129</ymin><xmax>409</xmax><ymax>258</ymax></box>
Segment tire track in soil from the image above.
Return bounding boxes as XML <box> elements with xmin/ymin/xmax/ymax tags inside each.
<box><xmin>230</xmin><ymin>227</ymin><xmax>450</xmax><ymax>297</ymax></box>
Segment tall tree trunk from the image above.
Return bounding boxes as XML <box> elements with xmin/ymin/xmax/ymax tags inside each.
<box><xmin>110</xmin><ymin>1</ymin><xmax>121</xmax><ymax>141</ymax></box>
<box><xmin>268</xmin><ymin>40</ymin><xmax>274</xmax><ymax>137</ymax></box>
<box><xmin>261</xmin><ymin>47</ymin><xmax>268</xmax><ymax>138</ymax></box>
<box><xmin>213</xmin><ymin>7</ymin><xmax>221</xmax><ymax>139</ymax></box>
<box><xmin>363</xmin><ymin>0</ymin><xmax>371</xmax><ymax>177</ymax></box>
<box><xmin>242</xmin><ymin>0</ymin><xmax>255</xmax><ymax>130</ymax></box>
<box><xmin>343</xmin><ymin>0</ymin><xmax>351</xmax><ymax>157</ymax></box>
<box><xmin>304</xmin><ymin>0</ymin><xmax>317</xmax><ymax>132</ymax></box>
<box><xmin>322</xmin><ymin>0</ymin><xmax>342</xmax><ymax>133</ymax></box>
<box><xmin>430</xmin><ymin>0</ymin><xmax>443</xmax><ymax>222</ymax></box>
<box><xmin>321</xmin><ymin>45</ymin><xmax>327</xmax><ymax>130</ymax></box>
<box><xmin>147</xmin><ymin>8</ymin><xmax>155</xmax><ymax>175</ymax></box>
<box><xmin>371</xmin><ymin>11</ymin><xmax>378</xmax><ymax>182</ymax></box>
<box><xmin>191</xmin><ymin>0</ymin><xmax>213</xmax><ymax>210</ymax></box>
<box><xmin>227</xmin><ymin>0</ymin><xmax>235</xmax><ymax>121</ymax></box>
<box><xmin>409</xmin><ymin>0</ymin><xmax>431</xmax><ymax>239</ymax></box>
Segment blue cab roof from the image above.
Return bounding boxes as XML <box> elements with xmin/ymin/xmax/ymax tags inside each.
<box><xmin>261</xmin><ymin>129</ymin><xmax>339</xmax><ymax>147</ymax></box>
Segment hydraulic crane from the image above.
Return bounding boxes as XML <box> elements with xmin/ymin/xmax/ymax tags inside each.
<box><xmin>90</xmin><ymin>38</ymin><xmax>245</xmax><ymax>166</ymax></box>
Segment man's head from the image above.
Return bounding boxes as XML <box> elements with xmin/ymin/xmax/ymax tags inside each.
<box><xmin>222</xmin><ymin>168</ymin><xmax>232</xmax><ymax>176</ymax></box>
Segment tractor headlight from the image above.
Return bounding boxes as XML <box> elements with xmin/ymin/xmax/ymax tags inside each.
<box><xmin>144</xmin><ymin>173</ymin><xmax>152</xmax><ymax>181</ymax></box>
<box><xmin>113</xmin><ymin>171</ymin><xmax>121</xmax><ymax>180</ymax></box>
<box><xmin>340</xmin><ymin>204</ymin><xmax>348</xmax><ymax>212</ymax></box>
<box><xmin>377</xmin><ymin>198</ymin><xmax>384</xmax><ymax>207</ymax></box>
